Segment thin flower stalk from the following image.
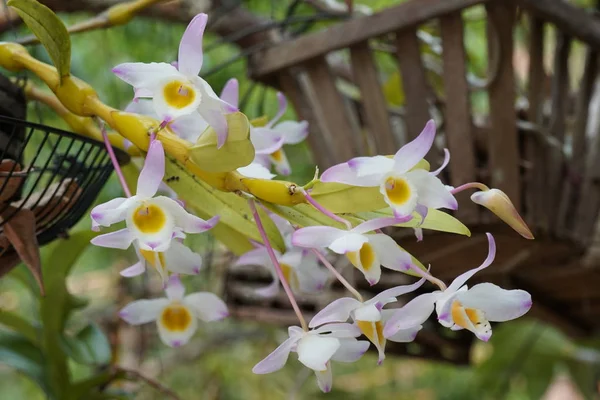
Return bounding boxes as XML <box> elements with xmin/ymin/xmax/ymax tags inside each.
<box><xmin>302</xmin><ymin>188</ymin><xmax>353</xmax><ymax>230</ymax></box>
<box><xmin>248</xmin><ymin>198</ymin><xmax>308</xmax><ymax>331</ymax></box>
<box><xmin>450</xmin><ymin>182</ymin><xmax>490</xmax><ymax>194</ymax></box>
<box><xmin>311</xmin><ymin>249</ymin><xmax>363</xmax><ymax>302</ymax></box>
<box><xmin>98</xmin><ymin>118</ymin><xmax>132</xmax><ymax>198</ymax></box>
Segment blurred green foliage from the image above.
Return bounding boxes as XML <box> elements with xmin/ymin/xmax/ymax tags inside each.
<box><xmin>1</xmin><ymin>0</ymin><xmax>600</xmax><ymax>399</ymax></box>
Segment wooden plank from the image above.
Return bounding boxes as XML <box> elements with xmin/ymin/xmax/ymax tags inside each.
<box><xmin>485</xmin><ymin>2</ymin><xmax>521</xmax><ymax>210</ymax></box>
<box><xmin>546</xmin><ymin>32</ymin><xmax>571</xmax><ymax>234</ymax></box>
<box><xmin>395</xmin><ymin>27</ymin><xmax>431</xmax><ymax>141</ymax></box>
<box><xmin>557</xmin><ymin>45</ymin><xmax>598</xmax><ymax>237</ymax></box>
<box><xmin>249</xmin><ymin>0</ymin><xmax>489</xmax><ymax>79</ymax></box>
<box><xmin>302</xmin><ymin>57</ymin><xmax>358</xmax><ymax>167</ymax></box>
<box><xmin>440</xmin><ymin>12</ymin><xmax>478</xmax><ymax>223</ymax></box>
<box><xmin>518</xmin><ymin>0</ymin><xmax>600</xmax><ymax>49</ymax></box>
<box><xmin>349</xmin><ymin>41</ymin><xmax>397</xmax><ymax>154</ymax></box>
<box><xmin>278</xmin><ymin>70</ymin><xmax>329</xmax><ymax>166</ymax></box>
<box><xmin>525</xmin><ymin>15</ymin><xmax>547</xmax><ymax>233</ymax></box>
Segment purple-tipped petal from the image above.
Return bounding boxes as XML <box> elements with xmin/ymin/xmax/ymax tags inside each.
<box><xmin>383</xmin><ymin>292</ymin><xmax>439</xmax><ymax>338</ymax></box>
<box><xmin>320</xmin><ymin>162</ymin><xmax>382</xmax><ymax>187</ymax></box>
<box><xmin>120</xmin><ymin>261</ymin><xmax>145</xmax><ymax>277</ymax></box>
<box><xmin>137</xmin><ymin>139</ymin><xmax>165</xmax><ymax>198</ymax></box>
<box><xmin>91</xmin><ymin>228</ymin><xmax>135</xmax><ymax>250</ymax></box>
<box><xmin>446</xmin><ymin>233</ymin><xmax>496</xmax><ymax>293</ymax></box>
<box><xmin>456</xmin><ymin>283</ymin><xmax>532</xmax><ymax>322</ymax></box>
<box><xmin>273</xmin><ymin>120</ymin><xmax>309</xmax><ymax>145</ymax></box>
<box><xmin>370</xmin><ymin>277</ymin><xmax>426</xmax><ymax>305</ymax></box>
<box><xmin>292</xmin><ymin>226</ymin><xmax>347</xmax><ymax>249</ymax></box>
<box><xmin>119</xmin><ymin>298</ymin><xmax>169</xmax><ymax>325</ymax></box>
<box><xmin>253</xmin><ymin>335</ymin><xmax>300</xmax><ymax>374</ymax></box>
<box><xmin>265</xmin><ymin>92</ymin><xmax>288</xmax><ymax>128</ymax></box>
<box><xmin>352</xmin><ymin>216</ymin><xmax>412</xmax><ymax>234</ymax></box>
<box><xmin>309</xmin><ymin>297</ymin><xmax>362</xmax><ymax>328</ymax></box>
<box><xmin>184</xmin><ymin>292</ymin><xmax>228</xmax><ymax>322</ymax></box>
<box><xmin>392</xmin><ymin>119</ymin><xmax>436</xmax><ymax>173</ymax></box>
<box><xmin>219</xmin><ymin>78</ymin><xmax>239</xmax><ymax>109</ymax></box>
<box><xmin>348</xmin><ymin>156</ymin><xmax>394</xmax><ymax>177</ymax></box>
<box><xmin>178</xmin><ymin>13</ymin><xmax>208</xmax><ymax>77</ymax></box>
<box><xmin>112</xmin><ymin>62</ymin><xmax>178</xmax><ymax>89</ymax></box>
<box><xmin>202</xmin><ymin>109</ymin><xmax>228</xmax><ymax>148</ymax></box>
<box><xmin>165</xmin><ymin>274</ymin><xmax>185</xmax><ymax>301</ymax></box>
<box><xmin>331</xmin><ymin>339</ymin><xmax>370</xmax><ymax>362</ymax></box>
<box><xmin>431</xmin><ymin>148</ymin><xmax>450</xmax><ymax>176</ymax></box>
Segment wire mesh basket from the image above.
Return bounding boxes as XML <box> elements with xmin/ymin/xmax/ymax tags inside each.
<box><xmin>0</xmin><ymin>115</ymin><xmax>129</xmax><ymax>249</ymax></box>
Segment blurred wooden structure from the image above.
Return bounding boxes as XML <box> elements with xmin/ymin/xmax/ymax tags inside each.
<box><xmin>226</xmin><ymin>0</ymin><xmax>600</xmax><ymax>363</ymax></box>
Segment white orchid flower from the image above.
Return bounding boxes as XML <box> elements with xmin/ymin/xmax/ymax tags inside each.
<box><xmin>291</xmin><ymin>217</ymin><xmax>414</xmax><ymax>285</ymax></box>
<box><xmin>320</xmin><ymin>120</ymin><xmax>457</xmax><ymax>219</ymax></box>
<box><xmin>252</xmin><ymin>323</ymin><xmax>369</xmax><ymax>393</ymax></box>
<box><xmin>113</xmin><ymin>14</ymin><xmax>235</xmax><ymax>148</ymax></box>
<box><xmin>90</xmin><ymin>139</ymin><xmax>219</xmax><ymax>251</ymax></box>
<box><xmin>309</xmin><ymin>277</ymin><xmax>426</xmax><ymax>364</ymax></box>
<box><xmin>120</xmin><ymin>240</ymin><xmax>203</xmax><ymax>284</ymax></box>
<box><xmin>234</xmin><ymin>247</ymin><xmax>328</xmax><ymax>297</ymax></box>
<box><xmin>119</xmin><ymin>275</ymin><xmax>228</xmax><ymax>347</ymax></box>
<box><xmin>383</xmin><ymin>233</ymin><xmax>532</xmax><ymax>342</ymax></box>
<box><xmin>236</xmin><ymin>162</ymin><xmax>276</xmax><ymax>180</ymax></box>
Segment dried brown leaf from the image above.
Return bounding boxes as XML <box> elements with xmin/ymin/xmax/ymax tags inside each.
<box><xmin>0</xmin><ymin>159</ymin><xmax>25</xmax><ymax>202</ymax></box>
<box><xmin>3</xmin><ymin>209</ymin><xmax>44</xmax><ymax>295</ymax></box>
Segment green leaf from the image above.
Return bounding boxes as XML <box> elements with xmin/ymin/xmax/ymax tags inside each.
<box><xmin>0</xmin><ymin>308</ymin><xmax>38</xmax><ymax>344</ymax></box>
<box><xmin>357</xmin><ymin>208</ymin><xmax>471</xmax><ymax>236</ymax></box>
<box><xmin>165</xmin><ymin>158</ymin><xmax>285</xmax><ymax>253</ymax></box>
<box><xmin>39</xmin><ymin>231</ymin><xmax>95</xmax><ymax>399</ymax></box>
<box><xmin>310</xmin><ymin>182</ymin><xmax>387</xmax><ymax>213</ymax></box>
<box><xmin>0</xmin><ymin>331</ymin><xmax>51</xmax><ymax>396</ymax></box>
<box><xmin>61</xmin><ymin>323</ymin><xmax>111</xmax><ymax>366</ymax></box>
<box><xmin>188</xmin><ymin>112</ymin><xmax>255</xmax><ymax>172</ymax></box>
<box><xmin>8</xmin><ymin>0</ymin><xmax>71</xmax><ymax>81</ymax></box>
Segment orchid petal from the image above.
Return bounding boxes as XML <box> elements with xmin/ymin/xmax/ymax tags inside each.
<box><xmin>386</xmin><ymin>325</ymin><xmax>422</xmax><ymax>343</ymax></box>
<box><xmin>353</xmin><ymin>303</ymin><xmax>382</xmax><ymax>322</ymax></box>
<box><xmin>237</xmin><ymin>162</ymin><xmax>276</xmax><ymax>179</ymax></box>
<box><xmin>471</xmin><ymin>189</ymin><xmax>534</xmax><ymax>240</ymax></box>
<box><xmin>309</xmin><ymin>297</ymin><xmax>362</xmax><ymax>328</ymax></box>
<box><xmin>446</xmin><ymin>233</ymin><xmax>496</xmax><ymax>293</ymax></box>
<box><xmin>346</xmin><ymin>241</ymin><xmax>381</xmax><ymax>285</ymax></box>
<box><xmin>368</xmin><ymin>234</ymin><xmax>413</xmax><ymax>272</ymax></box>
<box><xmin>405</xmin><ymin>169</ymin><xmax>458</xmax><ymax>210</ymax></box>
<box><xmin>178</xmin><ymin>13</ymin><xmax>208</xmax><ymax>77</ymax></box>
<box><xmin>250</xmin><ymin>127</ymin><xmax>285</xmax><ymax>155</ymax></box>
<box><xmin>137</xmin><ymin>139</ymin><xmax>165</xmax><ymax>198</ymax></box>
<box><xmin>91</xmin><ymin>228</ymin><xmax>134</xmax><ymax>250</ymax></box>
<box><xmin>370</xmin><ymin>277</ymin><xmax>426</xmax><ymax>305</ymax></box>
<box><xmin>270</xmin><ymin>148</ymin><xmax>292</xmax><ymax>176</ymax></box>
<box><xmin>266</xmin><ymin>92</ymin><xmax>288</xmax><ymax>128</ymax></box>
<box><xmin>348</xmin><ymin>156</ymin><xmax>394</xmax><ymax>177</ymax></box>
<box><xmin>119</xmin><ymin>298</ymin><xmax>169</xmax><ymax>325</ymax></box>
<box><xmin>383</xmin><ymin>292</ymin><xmax>439</xmax><ymax>338</ymax></box>
<box><xmin>234</xmin><ymin>247</ymin><xmax>272</xmax><ymax>268</ymax></box>
<box><xmin>120</xmin><ymin>261</ymin><xmax>145</xmax><ymax>277</ymax></box>
<box><xmin>164</xmin><ymin>241</ymin><xmax>203</xmax><ymax>275</ymax></box>
<box><xmin>392</xmin><ymin>119</ymin><xmax>436</xmax><ymax>173</ymax></box>
<box><xmin>273</xmin><ymin>120</ymin><xmax>309</xmax><ymax>144</ymax></box>
<box><xmin>124</xmin><ymin>98</ymin><xmax>154</xmax><ymax>115</ymax></box>
<box><xmin>198</xmin><ymin>108</ymin><xmax>228</xmax><ymax>149</ymax></box>
<box><xmin>314</xmin><ymin>364</ymin><xmax>333</xmax><ymax>393</ymax></box>
<box><xmin>297</xmin><ymin>335</ymin><xmax>340</xmax><ymax>371</ymax></box>
<box><xmin>329</xmin><ymin>233</ymin><xmax>369</xmax><ymax>254</ymax></box>
<box><xmin>296</xmin><ymin>256</ymin><xmax>328</xmax><ymax>293</ymax></box>
<box><xmin>184</xmin><ymin>292</ymin><xmax>229</xmax><ymax>321</ymax></box>
<box><xmin>320</xmin><ymin>162</ymin><xmax>382</xmax><ymax>187</ymax></box>
<box><xmin>291</xmin><ymin>226</ymin><xmax>347</xmax><ymax>249</ymax></box>
<box><xmin>252</xmin><ymin>335</ymin><xmax>300</xmax><ymax>374</ymax></box>
<box><xmin>331</xmin><ymin>338</ymin><xmax>370</xmax><ymax>362</ymax></box>
<box><xmin>456</xmin><ymin>283</ymin><xmax>532</xmax><ymax>322</ymax></box>
<box><xmin>165</xmin><ymin>274</ymin><xmax>185</xmax><ymax>301</ymax></box>
<box><xmin>112</xmin><ymin>62</ymin><xmax>178</xmax><ymax>91</ymax></box>
<box><xmin>90</xmin><ymin>197</ymin><xmax>133</xmax><ymax>228</ymax></box>
<box><xmin>313</xmin><ymin>322</ymin><xmax>361</xmax><ymax>338</ymax></box>
<box><xmin>352</xmin><ymin>216</ymin><xmax>412</xmax><ymax>234</ymax></box>
<box><xmin>154</xmin><ymin>196</ymin><xmax>219</xmax><ymax>233</ymax></box>
<box><xmin>431</xmin><ymin>148</ymin><xmax>450</xmax><ymax>176</ymax></box>
<box><xmin>169</xmin><ymin>112</ymin><xmax>209</xmax><ymax>143</ymax></box>
<box><xmin>220</xmin><ymin>78</ymin><xmax>239</xmax><ymax>108</ymax></box>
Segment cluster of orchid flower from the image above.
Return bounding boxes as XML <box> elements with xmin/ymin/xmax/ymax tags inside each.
<box><xmin>88</xmin><ymin>12</ymin><xmax>534</xmax><ymax>393</ymax></box>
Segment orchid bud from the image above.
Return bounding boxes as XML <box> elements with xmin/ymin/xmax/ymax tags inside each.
<box><xmin>470</xmin><ymin>189</ymin><xmax>534</xmax><ymax>240</ymax></box>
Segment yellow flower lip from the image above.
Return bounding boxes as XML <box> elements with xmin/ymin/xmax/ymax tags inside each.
<box><xmin>280</xmin><ymin>262</ymin><xmax>299</xmax><ymax>291</ymax></box>
<box><xmin>163</xmin><ymin>80</ymin><xmax>197</xmax><ymax>109</ymax></box>
<box><xmin>384</xmin><ymin>176</ymin><xmax>411</xmax><ymax>206</ymax></box>
<box><xmin>160</xmin><ymin>304</ymin><xmax>193</xmax><ymax>332</ymax></box>
<box><xmin>348</xmin><ymin>242</ymin><xmax>376</xmax><ymax>272</ymax></box>
<box><xmin>132</xmin><ymin>203</ymin><xmax>167</xmax><ymax>234</ymax></box>
<box><xmin>140</xmin><ymin>249</ymin><xmax>166</xmax><ymax>271</ymax></box>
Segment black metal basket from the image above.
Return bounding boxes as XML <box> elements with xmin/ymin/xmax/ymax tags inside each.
<box><xmin>0</xmin><ymin>115</ymin><xmax>129</xmax><ymax>247</ymax></box>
